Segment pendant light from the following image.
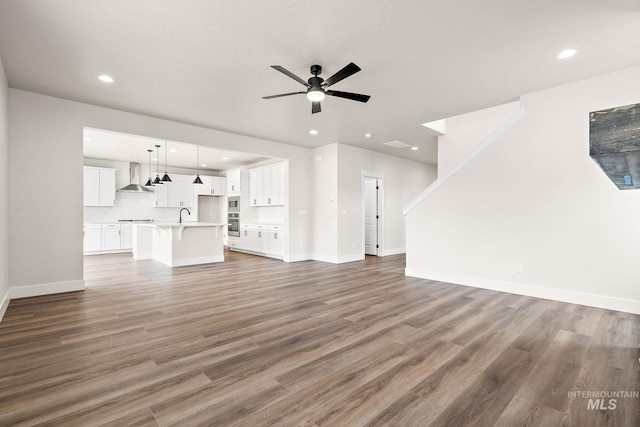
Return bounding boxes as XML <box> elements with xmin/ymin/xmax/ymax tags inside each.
<box><xmin>193</xmin><ymin>145</ymin><xmax>203</xmax><ymax>184</ymax></box>
<box><xmin>144</xmin><ymin>149</ymin><xmax>154</xmax><ymax>187</ymax></box>
<box><xmin>161</xmin><ymin>141</ymin><xmax>172</xmax><ymax>182</ymax></box>
<box><xmin>153</xmin><ymin>144</ymin><xmax>163</xmax><ymax>185</ymax></box>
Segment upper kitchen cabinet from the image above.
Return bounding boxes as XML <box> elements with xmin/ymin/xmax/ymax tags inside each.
<box><xmin>249</xmin><ymin>162</ymin><xmax>285</xmax><ymax>207</ymax></box>
<box><xmin>194</xmin><ymin>175</ymin><xmax>226</xmax><ymax>197</ymax></box>
<box><xmin>226</xmin><ymin>169</ymin><xmax>241</xmax><ymax>195</ymax></box>
<box><xmin>83</xmin><ymin>167</ymin><xmax>116</xmax><ymax>207</ymax></box>
<box><xmin>155</xmin><ymin>174</ymin><xmax>194</xmax><ymax>207</ymax></box>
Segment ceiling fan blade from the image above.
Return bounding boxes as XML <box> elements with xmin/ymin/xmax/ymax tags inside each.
<box><xmin>326</xmin><ymin>90</ymin><xmax>371</xmax><ymax>103</ymax></box>
<box><xmin>312</xmin><ymin>101</ymin><xmax>321</xmax><ymax>114</ymax></box>
<box><xmin>271</xmin><ymin>65</ymin><xmax>310</xmax><ymax>87</ymax></box>
<box><xmin>262</xmin><ymin>91</ymin><xmax>306</xmax><ymax>99</ymax></box>
<box><xmin>323</xmin><ymin>62</ymin><xmax>361</xmax><ymax>88</ymax></box>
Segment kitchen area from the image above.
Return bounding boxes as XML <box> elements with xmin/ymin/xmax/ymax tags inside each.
<box><xmin>82</xmin><ymin>128</ymin><xmax>288</xmax><ymax>266</ymax></box>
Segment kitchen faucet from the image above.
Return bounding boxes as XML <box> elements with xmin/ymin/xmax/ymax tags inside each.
<box><xmin>179</xmin><ymin>208</ymin><xmax>191</xmax><ymax>224</ymax></box>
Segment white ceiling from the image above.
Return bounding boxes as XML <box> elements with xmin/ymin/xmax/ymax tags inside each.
<box><xmin>83</xmin><ymin>128</ymin><xmax>270</xmax><ymax>172</ymax></box>
<box><xmin>1</xmin><ymin>1</ymin><xmax>639</xmax><ymax>166</ymax></box>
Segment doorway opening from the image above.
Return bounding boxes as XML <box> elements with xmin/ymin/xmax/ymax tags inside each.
<box><xmin>363</xmin><ymin>172</ymin><xmax>384</xmax><ymax>256</ymax></box>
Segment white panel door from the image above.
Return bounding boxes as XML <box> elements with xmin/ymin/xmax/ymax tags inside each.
<box><xmin>364</xmin><ymin>179</ymin><xmax>378</xmax><ymax>255</ymax></box>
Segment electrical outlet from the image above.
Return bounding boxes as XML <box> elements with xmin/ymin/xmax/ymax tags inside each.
<box><xmin>515</xmin><ymin>263</ymin><xmax>523</xmax><ymax>273</ymax></box>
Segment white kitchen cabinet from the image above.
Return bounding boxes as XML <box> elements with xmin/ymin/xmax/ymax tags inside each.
<box><xmin>265</xmin><ymin>228</ymin><xmax>284</xmax><ymax>257</ymax></box>
<box><xmin>227</xmin><ymin>236</ymin><xmax>241</xmax><ymax>250</ymax></box>
<box><xmin>235</xmin><ymin>224</ymin><xmax>284</xmax><ymax>259</ymax></box>
<box><xmin>83</xmin><ymin>167</ymin><xmax>116</xmax><ymax>207</ymax></box>
<box><xmin>194</xmin><ymin>175</ymin><xmax>226</xmax><ymax>197</ymax></box>
<box><xmin>249</xmin><ymin>168</ymin><xmax>259</xmax><ymax>207</ymax></box>
<box><xmin>211</xmin><ymin>176</ymin><xmax>226</xmax><ymax>196</ymax></box>
<box><xmin>226</xmin><ymin>169</ymin><xmax>241</xmax><ymax>195</ymax></box>
<box><xmin>178</xmin><ymin>176</ymin><xmax>195</xmax><ymax>207</ymax></box>
<box><xmin>248</xmin><ymin>163</ymin><xmax>285</xmax><ymax>207</ymax></box>
<box><xmin>154</xmin><ymin>183</ymin><xmax>168</xmax><ymax>207</ymax></box>
<box><xmin>156</xmin><ymin>174</ymin><xmax>194</xmax><ymax>207</ymax></box>
<box><xmin>120</xmin><ymin>224</ymin><xmax>133</xmax><ymax>249</ymax></box>
<box><xmin>83</xmin><ymin>224</ymin><xmax>102</xmax><ymax>252</ymax></box>
<box><xmin>241</xmin><ymin>228</ymin><xmax>260</xmax><ymax>252</ymax></box>
<box><xmin>101</xmin><ymin>224</ymin><xmax>121</xmax><ymax>250</ymax></box>
<box><xmin>84</xmin><ymin>223</ymin><xmax>133</xmax><ymax>254</ymax></box>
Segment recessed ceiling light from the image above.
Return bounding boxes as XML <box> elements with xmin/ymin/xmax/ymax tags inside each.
<box><xmin>169</xmin><ymin>149</ymin><xmax>177</xmax><ymax>153</ymax></box>
<box><xmin>309</xmin><ymin>130</ymin><xmax>318</xmax><ymax>135</ymax></box>
<box><xmin>152</xmin><ymin>158</ymin><xmax>158</xmax><ymax>161</ymax></box>
<box><xmin>201</xmin><ymin>164</ymin><xmax>207</xmax><ymax>167</ymax></box>
<box><xmin>98</xmin><ymin>74</ymin><xmax>114</xmax><ymax>83</ymax></box>
<box><xmin>411</xmin><ymin>146</ymin><xmax>419</xmax><ymax>151</ymax></box>
<box><xmin>557</xmin><ymin>49</ymin><xmax>577</xmax><ymax>59</ymax></box>
<box><xmin>83</xmin><ymin>137</ymin><xmax>92</xmax><ymax>141</ymax></box>
<box><xmin>222</xmin><ymin>157</ymin><xmax>229</xmax><ymax>160</ymax></box>
<box><xmin>364</xmin><ymin>133</ymin><xmax>373</xmax><ymax>139</ymax></box>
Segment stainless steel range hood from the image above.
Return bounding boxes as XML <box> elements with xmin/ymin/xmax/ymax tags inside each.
<box><xmin>119</xmin><ymin>163</ymin><xmax>153</xmax><ymax>193</ymax></box>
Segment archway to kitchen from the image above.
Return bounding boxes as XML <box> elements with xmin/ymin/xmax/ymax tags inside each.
<box><xmin>81</xmin><ymin>127</ymin><xmax>289</xmax><ymax>283</ymax></box>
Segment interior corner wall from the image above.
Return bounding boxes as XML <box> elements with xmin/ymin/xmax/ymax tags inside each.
<box><xmin>8</xmin><ymin>89</ymin><xmax>313</xmax><ymax>295</ymax></box>
<box><xmin>337</xmin><ymin>144</ymin><xmax>437</xmax><ymax>261</ymax></box>
<box><xmin>406</xmin><ymin>66</ymin><xmax>640</xmax><ymax>314</ymax></box>
<box><xmin>0</xmin><ymin>55</ymin><xmax>9</xmax><ymax>319</ymax></box>
<box><xmin>311</xmin><ymin>144</ymin><xmax>339</xmax><ymax>262</ymax></box>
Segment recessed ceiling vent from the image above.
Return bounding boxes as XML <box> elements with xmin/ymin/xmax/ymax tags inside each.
<box><xmin>383</xmin><ymin>140</ymin><xmax>412</xmax><ymax>149</ymax></box>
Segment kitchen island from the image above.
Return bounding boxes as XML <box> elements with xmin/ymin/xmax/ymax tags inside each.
<box><xmin>132</xmin><ymin>222</ymin><xmax>226</xmax><ymax>267</ymax></box>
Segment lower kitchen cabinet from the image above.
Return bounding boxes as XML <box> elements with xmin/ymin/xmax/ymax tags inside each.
<box><xmin>232</xmin><ymin>224</ymin><xmax>284</xmax><ymax>259</ymax></box>
<box><xmin>84</xmin><ymin>223</ymin><xmax>133</xmax><ymax>254</ymax></box>
<box><xmin>102</xmin><ymin>224</ymin><xmax>121</xmax><ymax>250</ymax></box>
<box><xmin>120</xmin><ymin>224</ymin><xmax>133</xmax><ymax>249</ymax></box>
<box><xmin>83</xmin><ymin>224</ymin><xmax>102</xmax><ymax>252</ymax></box>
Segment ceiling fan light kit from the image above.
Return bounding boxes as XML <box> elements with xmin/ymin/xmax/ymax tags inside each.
<box><xmin>263</xmin><ymin>62</ymin><xmax>370</xmax><ymax>114</ymax></box>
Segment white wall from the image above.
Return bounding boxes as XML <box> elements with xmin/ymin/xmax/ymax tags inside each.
<box><xmin>0</xmin><ymin>55</ymin><xmax>9</xmax><ymax>319</ymax></box>
<box><xmin>8</xmin><ymin>89</ymin><xmax>313</xmax><ymax>295</ymax></box>
<box><xmin>311</xmin><ymin>144</ymin><xmax>339</xmax><ymax>262</ymax></box>
<box><xmin>405</xmin><ymin>66</ymin><xmax>640</xmax><ymax>314</ymax></box>
<box><xmin>437</xmin><ymin>101</ymin><xmax>520</xmax><ymax>177</ymax></box>
<box><xmin>337</xmin><ymin>144</ymin><xmax>437</xmax><ymax>261</ymax></box>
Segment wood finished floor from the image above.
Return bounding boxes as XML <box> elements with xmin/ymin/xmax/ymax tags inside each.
<box><xmin>0</xmin><ymin>250</ymin><xmax>638</xmax><ymax>426</ymax></box>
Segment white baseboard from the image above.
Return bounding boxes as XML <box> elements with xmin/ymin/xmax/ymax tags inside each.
<box><xmin>405</xmin><ymin>268</ymin><xmax>640</xmax><ymax>315</ymax></box>
<box><xmin>338</xmin><ymin>254</ymin><xmax>365</xmax><ymax>264</ymax></box>
<box><xmin>168</xmin><ymin>255</ymin><xmax>225</xmax><ymax>267</ymax></box>
<box><xmin>133</xmin><ymin>252</ymin><xmax>152</xmax><ymax>260</ymax></box>
<box><xmin>11</xmin><ymin>279</ymin><xmax>85</xmax><ymax>299</ymax></box>
<box><xmin>284</xmin><ymin>254</ymin><xmax>313</xmax><ymax>263</ymax></box>
<box><xmin>382</xmin><ymin>248</ymin><xmax>405</xmax><ymax>256</ymax></box>
<box><xmin>313</xmin><ymin>253</ymin><xmax>364</xmax><ymax>264</ymax></box>
<box><xmin>84</xmin><ymin>249</ymin><xmax>132</xmax><ymax>256</ymax></box>
<box><xmin>0</xmin><ymin>288</ymin><xmax>10</xmax><ymax>323</ymax></box>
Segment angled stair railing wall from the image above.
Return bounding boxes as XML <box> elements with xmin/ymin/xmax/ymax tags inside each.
<box><xmin>402</xmin><ymin>105</ymin><xmax>527</xmax><ymax>216</ymax></box>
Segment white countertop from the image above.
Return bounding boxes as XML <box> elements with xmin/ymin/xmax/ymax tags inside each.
<box><xmin>136</xmin><ymin>222</ymin><xmax>226</xmax><ymax>228</ymax></box>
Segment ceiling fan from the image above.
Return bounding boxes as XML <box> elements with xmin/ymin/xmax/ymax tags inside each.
<box><xmin>262</xmin><ymin>62</ymin><xmax>371</xmax><ymax>114</ymax></box>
